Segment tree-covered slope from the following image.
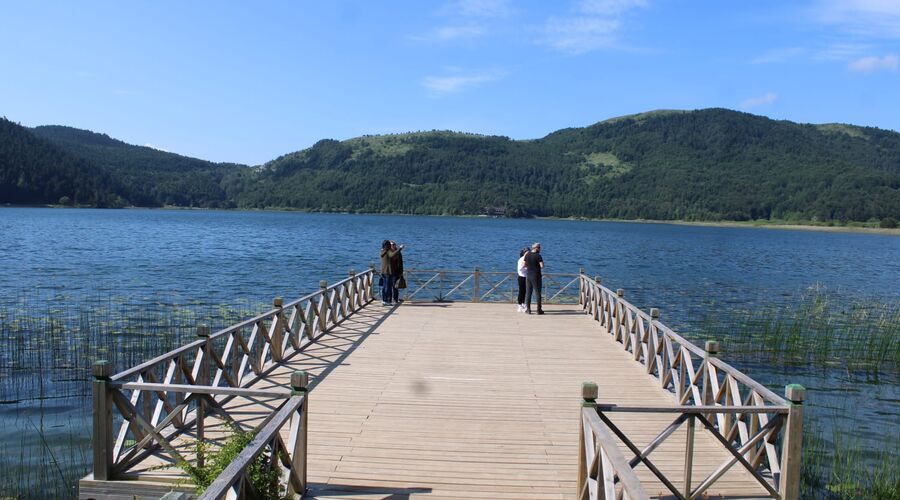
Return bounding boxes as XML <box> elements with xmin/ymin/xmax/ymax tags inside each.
<box><xmin>2</xmin><ymin>109</ymin><xmax>898</xmax><ymax>222</ymax></box>
<box><xmin>0</xmin><ymin>118</ymin><xmax>125</xmax><ymax>206</ymax></box>
<box><xmin>239</xmin><ymin>109</ymin><xmax>900</xmax><ymax>222</ymax></box>
<box><xmin>31</xmin><ymin>125</ymin><xmax>246</xmax><ymax>208</ymax></box>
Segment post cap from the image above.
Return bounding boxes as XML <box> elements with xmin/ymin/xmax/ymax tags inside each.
<box><xmin>582</xmin><ymin>381</ymin><xmax>598</xmax><ymax>401</ymax></box>
<box><xmin>785</xmin><ymin>384</ymin><xmax>806</xmax><ymax>403</ymax></box>
<box><xmin>616</xmin><ymin>288</ymin><xmax>624</xmax><ymax>297</ymax></box>
<box><xmin>196</xmin><ymin>324</ymin><xmax>211</xmax><ymax>337</ymax></box>
<box><xmin>705</xmin><ymin>340</ymin><xmax>720</xmax><ymax>354</ymax></box>
<box><xmin>349</xmin><ymin>269</ymin><xmax>356</xmax><ymax>277</ymax></box>
<box><xmin>273</xmin><ymin>297</ymin><xmax>283</xmax><ymax>308</ymax></box>
<box><xmin>579</xmin><ymin>267</ymin><xmax>585</xmax><ymax>275</ymax></box>
<box><xmin>319</xmin><ymin>280</ymin><xmax>328</xmax><ymax>289</ymax></box>
<box><xmin>92</xmin><ymin>360</ymin><xmax>112</xmax><ymax>379</ymax></box>
<box><xmin>291</xmin><ymin>371</ymin><xmax>309</xmax><ymax>391</ymax></box>
<box><xmin>594</xmin><ymin>276</ymin><xmax>602</xmax><ymax>284</ymax></box>
<box><xmin>474</xmin><ymin>266</ymin><xmax>480</xmax><ymax>272</ymax></box>
<box><xmin>369</xmin><ymin>262</ymin><xmax>375</xmax><ymax>270</ymax></box>
<box><xmin>650</xmin><ymin>308</ymin><xmax>660</xmax><ymax>319</ymax></box>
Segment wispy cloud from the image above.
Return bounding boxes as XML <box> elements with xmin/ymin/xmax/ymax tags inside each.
<box><xmin>409</xmin><ymin>24</ymin><xmax>486</xmax><ymax>42</ymax></box>
<box><xmin>815</xmin><ymin>0</ymin><xmax>900</xmax><ymax>39</ymax></box>
<box><xmin>740</xmin><ymin>92</ymin><xmax>778</xmax><ymax>110</ymax></box>
<box><xmin>751</xmin><ymin>47</ymin><xmax>807</xmax><ymax>64</ymax></box>
<box><xmin>454</xmin><ymin>0</ymin><xmax>512</xmax><ymax>18</ymax></box>
<box><xmin>422</xmin><ymin>70</ymin><xmax>504</xmax><ymax>95</ymax></box>
<box><xmin>539</xmin><ymin>0</ymin><xmax>648</xmax><ymax>54</ymax></box>
<box><xmin>848</xmin><ymin>54</ymin><xmax>899</xmax><ymax>72</ymax></box>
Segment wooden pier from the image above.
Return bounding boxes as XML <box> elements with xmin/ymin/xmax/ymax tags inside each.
<box><xmin>78</xmin><ymin>270</ymin><xmax>804</xmax><ymax>500</ymax></box>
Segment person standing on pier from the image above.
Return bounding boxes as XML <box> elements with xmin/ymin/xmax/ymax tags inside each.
<box><xmin>390</xmin><ymin>241</ymin><xmax>405</xmax><ymax>303</ymax></box>
<box><xmin>524</xmin><ymin>242</ymin><xmax>544</xmax><ymax>315</ymax></box>
<box><xmin>380</xmin><ymin>239</ymin><xmax>403</xmax><ymax>306</ymax></box>
<box><xmin>516</xmin><ymin>247</ymin><xmax>529</xmax><ymax>312</ymax></box>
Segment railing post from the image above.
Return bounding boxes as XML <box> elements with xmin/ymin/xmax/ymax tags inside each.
<box><xmin>646</xmin><ymin>308</ymin><xmax>660</xmax><ymax>374</ymax></box>
<box><xmin>319</xmin><ymin>280</ymin><xmax>329</xmax><ymax>332</ymax></box>
<box><xmin>92</xmin><ymin>360</ymin><xmax>113</xmax><ymax>481</ymax></box>
<box><xmin>349</xmin><ymin>269</ymin><xmax>357</xmax><ymax>309</ymax></box>
<box><xmin>271</xmin><ymin>297</ymin><xmax>285</xmax><ymax>362</ymax></box>
<box><xmin>289</xmin><ymin>371</ymin><xmax>309</xmax><ymax>496</ymax></box>
<box><xmin>369</xmin><ymin>263</ymin><xmax>376</xmax><ymax>301</ymax></box>
<box><xmin>779</xmin><ymin>384</ymin><xmax>805</xmax><ymax>500</ymax></box>
<box><xmin>196</xmin><ymin>324</ymin><xmax>211</xmax><ymax>467</ymax></box>
<box><xmin>684</xmin><ymin>414</ymin><xmax>695</xmax><ymax>498</ymax></box>
<box><xmin>577</xmin><ymin>382</ymin><xmax>598</xmax><ymax>499</ymax></box>
<box><xmin>578</xmin><ymin>267</ymin><xmax>585</xmax><ymax>305</ymax></box>
<box><xmin>473</xmin><ymin>267</ymin><xmax>480</xmax><ymax>303</ymax></box>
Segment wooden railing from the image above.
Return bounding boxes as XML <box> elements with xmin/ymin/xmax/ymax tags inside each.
<box><xmin>402</xmin><ymin>269</ymin><xmax>581</xmax><ymax>304</ymax></box>
<box><xmin>90</xmin><ymin>269</ymin><xmax>375</xmax><ymax>498</ymax></box>
<box><xmin>577</xmin><ymin>274</ymin><xmax>805</xmax><ymax>500</ymax></box>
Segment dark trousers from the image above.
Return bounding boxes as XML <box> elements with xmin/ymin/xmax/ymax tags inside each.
<box><xmin>525</xmin><ymin>273</ymin><xmax>542</xmax><ymax>311</ymax></box>
<box><xmin>381</xmin><ymin>273</ymin><xmax>395</xmax><ymax>303</ymax></box>
<box><xmin>392</xmin><ymin>274</ymin><xmax>402</xmax><ymax>302</ymax></box>
<box><xmin>517</xmin><ymin>276</ymin><xmax>527</xmax><ymax>305</ymax></box>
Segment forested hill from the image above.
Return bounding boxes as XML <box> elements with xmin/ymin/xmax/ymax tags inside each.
<box><xmin>31</xmin><ymin>125</ymin><xmax>246</xmax><ymax>208</ymax></box>
<box><xmin>0</xmin><ymin>118</ymin><xmax>125</xmax><ymax>206</ymax></box>
<box><xmin>241</xmin><ymin>109</ymin><xmax>900</xmax><ymax>223</ymax></box>
<box><xmin>2</xmin><ymin>109</ymin><xmax>899</xmax><ymax>224</ymax></box>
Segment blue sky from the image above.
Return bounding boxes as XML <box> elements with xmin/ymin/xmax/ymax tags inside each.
<box><xmin>1</xmin><ymin>1</ymin><xmax>898</xmax><ymax>165</ymax></box>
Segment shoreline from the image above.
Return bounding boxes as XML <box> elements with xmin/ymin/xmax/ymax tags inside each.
<box><xmin>4</xmin><ymin>204</ymin><xmax>899</xmax><ymax>235</ymax></box>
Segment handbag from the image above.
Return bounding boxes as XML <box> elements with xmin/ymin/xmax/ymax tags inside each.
<box><xmin>397</xmin><ymin>276</ymin><xmax>407</xmax><ymax>289</ymax></box>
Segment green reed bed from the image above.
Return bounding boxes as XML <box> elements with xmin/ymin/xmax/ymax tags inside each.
<box><xmin>0</xmin><ymin>294</ymin><xmax>267</xmax><ymax>499</ymax></box>
<box><xmin>698</xmin><ymin>291</ymin><xmax>900</xmax><ymax>499</ymax></box>
<box><xmin>701</xmin><ymin>290</ymin><xmax>899</xmax><ymax>376</ymax></box>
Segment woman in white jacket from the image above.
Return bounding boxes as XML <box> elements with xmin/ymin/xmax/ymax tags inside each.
<box><xmin>516</xmin><ymin>247</ymin><xmax>529</xmax><ymax>312</ymax></box>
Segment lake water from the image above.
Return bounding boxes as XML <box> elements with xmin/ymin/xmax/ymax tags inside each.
<box><xmin>1</xmin><ymin>207</ymin><xmax>898</xmax><ymax>497</ymax></box>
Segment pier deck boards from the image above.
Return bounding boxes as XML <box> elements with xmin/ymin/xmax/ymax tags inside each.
<box><xmin>102</xmin><ymin>301</ymin><xmax>771</xmax><ymax>499</ymax></box>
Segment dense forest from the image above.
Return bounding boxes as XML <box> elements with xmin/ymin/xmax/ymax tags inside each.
<box><xmin>1</xmin><ymin>109</ymin><xmax>898</xmax><ymax>224</ymax></box>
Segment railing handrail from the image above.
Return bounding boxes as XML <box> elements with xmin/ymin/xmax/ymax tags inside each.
<box><xmin>200</xmin><ymin>393</ymin><xmax>306</xmax><ymax>499</ymax></box>
<box><xmin>111</xmin><ymin>268</ymin><xmax>376</xmax><ymax>381</ymax></box>
<box><xmin>580</xmin><ymin>274</ymin><xmax>788</xmax><ymax>408</ymax></box>
<box><xmin>581</xmin><ymin>408</ymin><xmax>651</xmax><ymax>500</ymax></box>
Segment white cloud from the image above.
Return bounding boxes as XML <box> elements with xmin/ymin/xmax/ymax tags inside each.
<box><xmin>740</xmin><ymin>92</ymin><xmax>778</xmax><ymax>110</ymax></box>
<box><xmin>751</xmin><ymin>47</ymin><xmax>806</xmax><ymax>64</ymax></box>
<box><xmin>542</xmin><ymin>17</ymin><xmax>620</xmax><ymax>53</ymax></box>
<box><xmin>409</xmin><ymin>24</ymin><xmax>485</xmax><ymax>42</ymax></box>
<box><xmin>455</xmin><ymin>0</ymin><xmax>511</xmax><ymax>18</ymax></box>
<box><xmin>815</xmin><ymin>0</ymin><xmax>900</xmax><ymax>38</ymax></box>
<box><xmin>848</xmin><ymin>54</ymin><xmax>899</xmax><ymax>72</ymax></box>
<box><xmin>540</xmin><ymin>0</ymin><xmax>648</xmax><ymax>54</ymax></box>
<box><xmin>815</xmin><ymin>41</ymin><xmax>875</xmax><ymax>60</ymax></box>
<box><xmin>421</xmin><ymin>71</ymin><xmax>504</xmax><ymax>95</ymax></box>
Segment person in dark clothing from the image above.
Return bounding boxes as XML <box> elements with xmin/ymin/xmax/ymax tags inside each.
<box><xmin>390</xmin><ymin>241</ymin><xmax>404</xmax><ymax>303</ymax></box>
<box><xmin>379</xmin><ymin>239</ymin><xmax>403</xmax><ymax>305</ymax></box>
<box><xmin>524</xmin><ymin>242</ymin><xmax>544</xmax><ymax>314</ymax></box>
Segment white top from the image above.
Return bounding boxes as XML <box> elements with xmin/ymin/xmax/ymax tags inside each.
<box><xmin>517</xmin><ymin>255</ymin><xmax>527</xmax><ymax>277</ymax></box>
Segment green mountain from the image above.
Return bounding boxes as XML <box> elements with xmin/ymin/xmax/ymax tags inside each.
<box><xmin>30</xmin><ymin>125</ymin><xmax>246</xmax><ymax>208</ymax></box>
<box><xmin>0</xmin><ymin>118</ymin><xmax>125</xmax><ymax>206</ymax></box>
<box><xmin>2</xmin><ymin>109</ymin><xmax>898</xmax><ymax>224</ymax></box>
<box><xmin>241</xmin><ymin>109</ymin><xmax>900</xmax><ymax>222</ymax></box>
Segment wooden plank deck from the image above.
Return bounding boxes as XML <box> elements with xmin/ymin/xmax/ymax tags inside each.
<box><xmin>107</xmin><ymin>302</ymin><xmax>772</xmax><ymax>499</ymax></box>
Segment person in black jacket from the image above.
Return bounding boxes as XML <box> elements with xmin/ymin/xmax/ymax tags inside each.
<box><xmin>524</xmin><ymin>242</ymin><xmax>544</xmax><ymax>315</ymax></box>
<box><xmin>390</xmin><ymin>241</ymin><xmax>404</xmax><ymax>303</ymax></box>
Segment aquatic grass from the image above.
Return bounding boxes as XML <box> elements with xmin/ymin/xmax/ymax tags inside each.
<box><xmin>0</xmin><ymin>293</ymin><xmax>268</xmax><ymax>499</ymax></box>
<box><xmin>699</xmin><ymin>290</ymin><xmax>900</xmax><ymax>375</ymax></box>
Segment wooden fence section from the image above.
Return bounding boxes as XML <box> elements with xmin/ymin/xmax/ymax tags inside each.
<box><xmin>577</xmin><ymin>275</ymin><xmax>805</xmax><ymax>500</ymax></box>
<box><xmin>79</xmin><ymin>268</ymin><xmax>802</xmax><ymax>500</ymax></box>
<box><xmin>80</xmin><ymin>270</ymin><xmax>374</xmax><ymax>499</ymax></box>
<box><xmin>402</xmin><ymin>269</ymin><xmax>580</xmax><ymax>304</ymax></box>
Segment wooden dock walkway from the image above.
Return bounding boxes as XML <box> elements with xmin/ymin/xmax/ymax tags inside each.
<box><xmin>79</xmin><ymin>270</ymin><xmax>803</xmax><ymax>500</ymax></box>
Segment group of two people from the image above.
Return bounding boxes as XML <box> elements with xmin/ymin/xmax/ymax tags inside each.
<box><xmin>379</xmin><ymin>240</ymin><xmax>405</xmax><ymax>306</ymax></box>
<box><xmin>516</xmin><ymin>242</ymin><xmax>544</xmax><ymax>315</ymax></box>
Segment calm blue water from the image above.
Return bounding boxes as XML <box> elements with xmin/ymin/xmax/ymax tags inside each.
<box><xmin>1</xmin><ymin>207</ymin><xmax>898</xmax><ymax>497</ymax></box>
